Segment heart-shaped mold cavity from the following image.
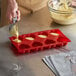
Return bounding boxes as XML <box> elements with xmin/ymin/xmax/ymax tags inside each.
<box><xmin>45</xmin><ymin>39</ymin><xmax>55</xmax><ymax>44</ymax></box>
<box><xmin>18</xmin><ymin>35</ymin><xmax>25</xmax><ymax>41</ymax></box>
<box><xmin>37</xmin><ymin>48</ymin><xmax>42</xmax><ymax>51</ymax></box>
<box><xmin>25</xmin><ymin>37</ymin><xmax>35</xmax><ymax>40</ymax></box>
<box><xmin>30</xmin><ymin>34</ymin><xmax>36</xmax><ymax>38</ymax></box>
<box><xmin>43</xmin><ymin>46</ymin><xmax>49</xmax><ymax>50</ymax></box>
<box><xmin>32</xmin><ymin>42</ymin><xmax>43</xmax><ymax>47</ymax></box>
<box><xmin>50</xmin><ymin>33</ymin><xmax>59</xmax><ymax>36</ymax></box>
<box><xmin>25</xmin><ymin>34</ymin><xmax>36</xmax><ymax>41</ymax></box>
<box><xmin>24</xmin><ymin>50</ymin><xmax>29</xmax><ymax>53</ymax></box>
<box><xmin>38</xmin><ymin>35</ymin><xmax>47</xmax><ymax>38</ymax></box>
<box><xmin>38</xmin><ymin>31</ymin><xmax>48</xmax><ymax>35</ymax></box>
<box><xmin>24</xmin><ymin>50</ymin><xmax>30</xmax><ymax>54</ymax></box>
<box><xmin>48</xmin><ymin>33</ymin><xmax>59</xmax><ymax>41</ymax></box>
<box><xmin>13</xmin><ymin>38</ymin><xmax>22</xmax><ymax>43</ymax></box>
<box><xmin>30</xmin><ymin>48</ymin><xmax>37</xmax><ymax>53</ymax></box>
<box><xmin>38</xmin><ymin>32</ymin><xmax>48</xmax><ymax>38</ymax></box>
<box><xmin>56</xmin><ymin>44</ymin><xmax>62</xmax><ymax>47</ymax></box>
<box><xmin>51</xmin><ymin>45</ymin><xmax>55</xmax><ymax>48</ymax></box>
<box><xmin>19</xmin><ymin>44</ymin><xmax>30</xmax><ymax>49</ymax></box>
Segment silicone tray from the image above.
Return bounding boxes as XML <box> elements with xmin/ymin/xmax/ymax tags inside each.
<box><xmin>9</xmin><ymin>29</ymin><xmax>71</xmax><ymax>55</ymax></box>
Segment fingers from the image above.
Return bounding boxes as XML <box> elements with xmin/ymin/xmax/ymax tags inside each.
<box><xmin>12</xmin><ymin>9</ymin><xmax>21</xmax><ymax>21</ymax></box>
<box><xmin>6</xmin><ymin>9</ymin><xmax>21</xmax><ymax>23</ymax></box>
<box><xmin>16</xmin><ymin>10</ymin><xmax>21</xmax><ymax>21</ymax></box>
<box><xmin>12</xmin><ymin>10</ymin><xmax>17</xmax><ymax>18</ymax></box>
<box><xmin>12</xmin><ymin>6</ymin><xmax>18</xmax><ymax>17</ymax></box>
<box><xmin>6</xmin><ymin>0</ymin><xmax>21</xmax><ymax>23</ymax></box>
<box><xmin>8</xmin><ymin>10</ymin><xmax>21</xmax><ymax>23</ymax></box>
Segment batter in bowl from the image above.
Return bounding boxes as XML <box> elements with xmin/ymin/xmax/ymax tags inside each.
<box><xmin>49</xmin><ymin>0</ymin><xmax>76</xmax><ymax>25</ymax></box>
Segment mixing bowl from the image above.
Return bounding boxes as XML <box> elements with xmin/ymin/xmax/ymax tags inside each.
<box><xmin>48</xmin><ymin>0</ymin><xmax>76</xmax><ymax>25</ymax></box>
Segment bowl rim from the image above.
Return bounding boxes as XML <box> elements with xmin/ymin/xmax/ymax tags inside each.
<box><xmin>47</xmin><ymin>0</ymin><xmax>76</xmax><ymax>14</ymax></box>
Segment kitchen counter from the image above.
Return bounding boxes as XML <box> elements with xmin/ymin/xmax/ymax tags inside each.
<box><xmin>0</xmin><ymin>6</ymin><xmax>76</xmax><ymax>76</ymax></box>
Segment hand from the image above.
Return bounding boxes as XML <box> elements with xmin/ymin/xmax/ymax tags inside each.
<box><xmin>6</xmin><ymin>0</ymin><xmax>20</xmax><ymax>23</ymax></box>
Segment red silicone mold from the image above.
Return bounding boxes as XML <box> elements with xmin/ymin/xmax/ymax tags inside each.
<box><xmin>9</xmin><ymin>29</ymin><xmax>71</xmax><ymax>55</ymax></box>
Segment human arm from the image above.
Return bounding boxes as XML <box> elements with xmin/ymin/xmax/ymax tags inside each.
<box><xmin>6</xmin><ymin>0</ymin><xmax>20</xmax><ymax>23</ymax></box>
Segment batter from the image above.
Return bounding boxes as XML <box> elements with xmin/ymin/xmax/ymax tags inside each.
<box><xmin>50</xmin><ymin>0</ymin><xmax>76</xmax><ymax>25</ymax></box>
<box><xmin>25</xmin><ymin>37</ymin><xmax>34</xmax><ymax>40</ymax></box>
<box><xmin>10</xmin><ymin>25</ymin><xmax>21</xmax><ymax>43</ymax></box>
<box><xmin>50</xmin><ymin>33</ymin><xmax>59</xmax><ymax>36</ymax></box>
<box><xmin>38</xmin><ymin>35</ymin><xmax>47</xmax><ymax>38</ymax></box>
